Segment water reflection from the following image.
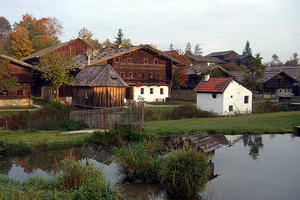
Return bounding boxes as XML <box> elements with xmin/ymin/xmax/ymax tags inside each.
<box><xmin>242</xmin><ymin>135</ymin><xmax>264</xmax><ymax>160</ymax></box>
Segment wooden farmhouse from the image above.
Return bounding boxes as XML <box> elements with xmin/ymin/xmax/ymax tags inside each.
<box><xmin>22</xmin><ymin>38</ymin><xmax>89</xmax><ymax>99</ymax></box>
<box><xmin>0</xmin><ymin>54</ymin><xmax>33</xmax><ymax>107</ymax></box>
<box><xmin>194</xmin><ymin>75</ymin><xmax>252</xmax><ymax>115</ymax></box>
<box><xmin>184</xmin><ymin>51</ymin><xmax>226</xmax><ymax>67</ymax></box>
<box><xmin>73</xmin><ymin>65</ymin><xmax>128</xmax><ymax>108</ymax></box>
<box><xmin>74</xmin><ymin>45</ymin><xmax>181</xmax><ymax>102</ymax></box>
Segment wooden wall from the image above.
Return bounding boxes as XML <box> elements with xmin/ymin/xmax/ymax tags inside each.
<box><xmin>264</xmin><ymin>73</ymin><xmax>295</xmax><ymax>91</ymax></box>
<box><xmin>72</xmin><ymin>86</ymin><xmax>126</xmax><ymax>108</ymax></box>
<box><xmin>57</xmin><ymin>38</ymin><xmax>88</xmax><ymax>56</ymax></box>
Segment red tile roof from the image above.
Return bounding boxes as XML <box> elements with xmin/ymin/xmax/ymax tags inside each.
<box><xmin>194</xmin><ymin>77</ymin><xmax>231</xmax><ymax>93</ymax></box>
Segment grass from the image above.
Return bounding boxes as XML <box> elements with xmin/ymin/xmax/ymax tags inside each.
<box><xmin>0</xmin><ymin>111</ymin><xmax>17</xmax><ymax>118</ymax></box>
<box><xmin>147</xmin><ymin>99</ymin><xmax>196</xmax><ymax>105</ymax></box>
<box><xmin>144</xmin><ymin>111</ymin><xmax>300</xmax><ymax>136</ymax></box>
<box><xmin>0</xmin><ymin>105</ymin><xmax>36</xmax><ymax>110</ymax></box>
<box><xmin>0</xmin><ymin>130</ymin><xmax>91</xmax><ymax>151</ymax></box>
<box><xmin>144</xmin><ymin>107</ymin><xmax>174</xmax><ymax>121</ymax></box>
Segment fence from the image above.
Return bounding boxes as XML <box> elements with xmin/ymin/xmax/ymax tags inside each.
<box><xmin>70</xmin><ymin>107</ymin><xmax>143</xmax><ymax>130</ymax></box>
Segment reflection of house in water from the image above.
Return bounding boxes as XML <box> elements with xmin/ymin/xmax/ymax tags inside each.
<box><xmin>210</xmin><ymin>134</ymin><xmax>243</xmax><ymax>146</ymax></box>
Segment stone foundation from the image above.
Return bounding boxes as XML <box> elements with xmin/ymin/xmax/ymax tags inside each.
<box><xmin>0</xmin><ymin>99</ymin><xmax>32</xmax><ymax>107</ymax></box>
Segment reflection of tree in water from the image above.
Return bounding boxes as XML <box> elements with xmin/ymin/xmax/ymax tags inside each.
<box><xmin>243</xmin><ymin>135</ymin><xmax>264</xmax><ymax>160</ymax></box>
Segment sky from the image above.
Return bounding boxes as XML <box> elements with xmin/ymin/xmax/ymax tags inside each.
<box><xmin>2</xmin><ymin>0</ymin><xmax>300</xmax><ymax>63</ymax></box>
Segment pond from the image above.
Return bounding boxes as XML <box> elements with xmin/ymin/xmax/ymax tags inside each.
<box><xmin>0</xmin><ymin>134</ymin><xmax>300</xmax><ymax>200</ymax></box>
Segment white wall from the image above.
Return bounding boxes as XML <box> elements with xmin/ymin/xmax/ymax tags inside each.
<box><xmin>133</xmin><ymin>86</ymin><xmax>169</xmax><ymax>102</ymax></box>
<box><xmin>196</xmin><ymin>80</ymin><xmax>252</xmax><ymax>115</ymax></box>
<box><xmin>196</xmin><ymin>92</ymin><xmax>223</xmax><ymax>115</ymax></box>
<box><xmin>223</xmin><ymin>80</ymin><xmax>252</xmax><ymax>115</ymax></box>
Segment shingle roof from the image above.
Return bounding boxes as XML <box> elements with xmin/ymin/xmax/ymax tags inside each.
<box><xmin>0</xmin><ymin>54</ymin><xmax>33</xmax><ymax>68</ymax></box>
<box><xmin>187</xmin><ymin>65</ymin><xmax>230</xmax><ymax>76</ymax></box>
<box><xmin>267</xmin><ymin>66</ymin><xmax>300</xmax><ymax>82</ymax></box>
<box><xmin>194</xmin><ymin>77</ymin><xmax>231</xmax><ymax>93</ymax></box>
<box><xmin>74</xmin><ymin>65</ymin><xmax>128</xmax><ymax>87</ymax></box>
<box><xmin>206</xmin><ymin>50</ymin><xmax>236</xmax><ymax>57</ymax></box>
<box><xmin>230</xmin><ymin>71</ymin><xmax>247</xmax><ymax>83</ymax></box>
<box><xmin>74</xmin><ymin>44</ymin><xmax>182</xmax><ymax>69</ymax></box>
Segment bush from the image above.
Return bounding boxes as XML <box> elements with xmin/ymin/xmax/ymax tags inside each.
<box><xmin>10</xmin><ymin>141</ymin><xmax>32</xmax><ymax>154</ymax></box>
<box><xmin>113</xmin><ymin>142</ymin><xmax>159</xmax><ymax>183</ymax></box>
<box><xmin>172</xmin><ymin>104</ymin><xmax>216</xmax><ymax>120</ymax></box>
<box><xmin>159</xmin><ymin>147</ymin><xmax>211</xmax><ymax>199</ymax></box>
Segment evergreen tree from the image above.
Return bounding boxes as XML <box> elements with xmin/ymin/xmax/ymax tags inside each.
<box><xmin>185</xmin><ymin>42</ymin><xmax>192</xmax><ymax>54</ymax></box>
<box><xmin>169</xmin><ymin>43</ymin><xmax>174</xmax><ymax>51</ymax></box>
<box><xmin>114</xmin><ymin>28</ymin><xmax>124</xmax><ymax>46</ymax></box>
<box><xmin>194</xmin><ymin>44</ymin><xmax>202</xmax><ymax>56</ymax></box>
<box><xmin>243</xmin><ymin>40</ymin><xmax>252</xmax><ymax>55</ymax></box>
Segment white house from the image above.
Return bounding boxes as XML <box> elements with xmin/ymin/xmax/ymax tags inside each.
<box><xmin>194</xmin><ymin>75</ymin><xmax>252</xmax><ymax>115</ymax></box>
<box><xmin>133</xmin><ymin>85</ymin><xmax>169</xmax><ymax>102</ymax></box>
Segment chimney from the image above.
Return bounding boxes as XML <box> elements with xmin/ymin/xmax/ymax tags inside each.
<box><xmin>86</xmin><ymin>49</ymin><xmax>93</xmax><ymax>65</ymax></box>
<box><xmin>204</xmin><ymin>74</ymin><xmax>210</xmax><ymax>82</ymax></box>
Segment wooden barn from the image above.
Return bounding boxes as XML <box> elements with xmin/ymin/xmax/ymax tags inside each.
<box><xmin>0</xmin><ymin>54</ymin><xmax>33</xmax><ymax>107</ymax></box>
<box><xmin>22</xmin><ymin>38</ymin><xmax>89</xmax><ymax>98</ymax></box>
<box><xmin>73</xmin><ymin>65</ymin><xmax>128</xmax><ymax>108</ymax></box>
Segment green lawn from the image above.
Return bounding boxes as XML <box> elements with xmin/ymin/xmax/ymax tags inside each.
<box><xmin>144</xmin><ymin>111</ymin><xmax>300</xmax><ymax>136</ymax></box>
<box><xmin>0</xmin><ymin>105</ymin><xmax>36</xmax><ymax>110</ymax></box>
<box><xmin>0</xmin><ymin>130</ymin><xmax>91</xmax><ymax>150</ymax></box>
<box><xmin>147</xmin><ymin>99</ymin><xmax>196</xmax><ymax>105</ymax></box>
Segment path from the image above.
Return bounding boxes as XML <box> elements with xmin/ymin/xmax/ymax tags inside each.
<box><xmin>61</xmin><ymin>129</ymin><xmax>106</xmax><ymax>135</ymax></box>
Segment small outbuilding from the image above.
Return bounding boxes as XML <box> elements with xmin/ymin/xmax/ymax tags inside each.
<box><xmin>194</xmin><ymin>75</ymin><xmax>252</xmax><ymax>115</ymax></box>
<box><xmin>73</xmin><ymin>65</ymin><xmax>128</xmax><ymax>108</ymax></box>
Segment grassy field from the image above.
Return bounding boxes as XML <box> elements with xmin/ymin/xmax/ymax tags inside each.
<box><xmin>0</xmin><ymin>105</ymin><xmax>36</xmax><ymax>109</ymax></box>
<box><xmin>0</xmin><ymin>130</ymin><xmax>90</xmax><ymax>150</ymax></box>
<box><xmin>144</xmin><ymin>111</ymin><xmax>300</xmax><ymax>136</ymax></box>
<box><xmin>147</xmin><ymin>99</ymin><xmax>196</xmax><ymax>105</ymax></box>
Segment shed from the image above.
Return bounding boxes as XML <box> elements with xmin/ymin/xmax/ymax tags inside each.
<box><xmin>73</xmin><ymin>65</ymin><xmax>128</xmax><ymax>108</ymax></box>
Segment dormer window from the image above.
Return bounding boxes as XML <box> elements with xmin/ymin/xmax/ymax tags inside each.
<box><xmin>144</xmin><ymin>58</ymin><xmax>148</xmax><ymax>64</ymax></box>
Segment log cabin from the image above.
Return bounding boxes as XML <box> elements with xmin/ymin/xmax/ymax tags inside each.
<box><xmin>75</xmin><ymin>45</ymin><xmax>182</xmax><ymax>102</ymax></box>
<box><xmin>22</xmin><ymin>38</ymin><xmax>89</xmax><ymax>99</ymax></box>
<box><xmin>0</xmin><ymin>54</ymin><xmax>33</xmax><ymax>107</ymax></box>
<box><xmin>73</xmin><ymin>65</ymin><xmax>128</xmax><ymax>108</ymax></box>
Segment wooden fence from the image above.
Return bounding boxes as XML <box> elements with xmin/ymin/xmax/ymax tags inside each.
<box><xmin>70</xmin><ymin>108</ymin><xmax>142</xmax><ymax>130</ymax></box>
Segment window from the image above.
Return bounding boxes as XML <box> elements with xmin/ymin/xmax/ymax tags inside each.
<box><xmin>154</xmin><ymin>59</ymin><xmax>158</xmax><ymax>64</ymax></box>
<box><xmin>144</xmin><ymin>58</ymin><xmax>148</xmax><ymax>64</ymax></box>
<box><xmin>137</xmin><ymin>73</ymin><xmax>143</xmax><ymax>80</ymax></box>
<box><xmin>231</xmin><ymin>95</ymin><xmax>233</xmax><ymax>98</ymax></box>
<box><xmin>212</xmin><ymin>94</ymin><xmax>217</xmax><ymax>99</ymax></box>
<box><xmin>150</xmin><ymin>88</ymin><xmax>153</xmax><ymax>94</ymax></box>
<box><xmin>140</xmin><ymin>88</ymin><xmax>144</xmax><ymax>94</ymax></box>
<box><xmin>160</xmin><ymin>88</ymin><xmax>164</xmax><ymax>94</ymax></box>
<box><xmin>115</xmin><ymin>57</ymin><xmax>120</xmax><ymax>63</ymax></box>
<box><xmin>18</xmin><ymin>90</ymin><xmax>23</xmax><ymax>96</ymax></box>
<box><xmin>129</xmin><ymin>72</ymin><xmax>134</xmax><ymax>78</ymax></box>
<box><xmin>244</xmin><ymin>96</ymin><xmax>249</xmax><ymax>104</ymax></box>
<box><xmin>120</xmin><ymin>72</ymin><xmax>125</xmax><ymax>78</ymax></box>
<box><xmin>229</xmin><ymin>105</ymin><xmax>233</xmax><ymax>111</ymax></box>
<box><xmin>1</xmin><ymin>90</ymin><xmax>8</xmax><ymax>96</ymax></box>
<box><xmin>127</xmin><ymin>58</ymin><xmax>131</xmax><ymax>63</ymax></box>
<box><xmin>149</xmin><ymin>73</ymin><xmax>154</xmax><ymax>79</ymax></box>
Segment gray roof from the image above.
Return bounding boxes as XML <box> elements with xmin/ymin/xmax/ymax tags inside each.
<box><xmin>266</xmin><ymin>66</ymin><xmax>300</xmax><ymax>82</ymax></box>
<box><xmin>187</xmin><ymin>65</ymin><xmax>229</xmax><ymax>75</ymax></box>
<box><xmin>185</xmin><ymin>52</ymin><xmax>226</xmax><ymax>64</ymax></box>
<box><xmin>74</xmin><ymin>65</ymin><xmax>128</xmax><ymax>87</ymax></box>
<box><xmin>0</xmin><ymin>54</ymin><xmax>33</xmax><ymax>68</ymax></box>
<box><xmin>206</xmin><ymin>50</ymin><xmax>237</xmax><ymax>57</ymax></box>
<box><xmin>22</xmin><ymin>38</ymin><xmax>85</xmax><ymax>61</ymax></box>
<box><xmin>74</xmin><ymin>44</ymin><xmax>182</xmax><ymax>69</ymax></box>
<box><xmin>230</xmin><ymin>71</ymin><xmax>247</xmax><ymax>83</ymax></box>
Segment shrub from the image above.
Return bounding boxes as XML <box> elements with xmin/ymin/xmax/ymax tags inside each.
<box><xmin>159</xmin><ymin>147</ymin><xmax>211</xmax><ymax>199</ymax></box>
<box><xmin>113</xmin><ymin>142</ymin><xmax>159</xmax><ymax>183</ymax></box>
<box><xmin>10</xmin><ymin>141</ymin><xmax>31</xmax><ymax>155</ymax></box>
<box><xmin>172</xmin><ymin>104</ymin><xmax>216</xmax><ymax>120</ymax></box>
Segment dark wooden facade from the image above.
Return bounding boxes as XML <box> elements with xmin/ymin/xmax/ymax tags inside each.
<box><xmin>73</xmin><ymin>86</ymin><xmax>126</xmax><ymax>108</ymax></box>
<box><xmin>0</xmin><ymin>56</ymin><xmax>33</xmax><ymax>106</ymax></box>
<box><xmin>263</xmin><ymin>72</ymin><xmax>296</xmax><ymax>95</ymax></box>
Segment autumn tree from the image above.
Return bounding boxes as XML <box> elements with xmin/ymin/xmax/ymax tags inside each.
<box><xmin>78</xmin><ymin>27</ymin><xmax>101</xmax><ymax>49</ymax></box>
<box><xmin>169</xmin><ymin>50</ymin><xmax>190</xmax><ymax>65</ymax></box>
<box><xmin>9</xmin><ymin>26</ymin><xmax>34</xmax><ymax>59</ymax></box>
<box><xmin>185</xmin><ymin>42</ymin><xmax>192</xmax><ymax>54</ymax></box>
<box><xmin>194</xmin><ymin>44</ymin><xmax>202</xmax><ymax>56</ymax></box>
<box><xmin>243</xmin><ymin>40</ymin><xmax>252</xmax><ymax>56</ymax></box>
<box><xmin>0</xmin><ymin>58</ymin><xmax>18</xmax><ymax>90</ymax></box>
<box><xmin>172</xmin><ymin>65</ymin><xmax>189</xmax><ymax>89</ymax></box>
<box><xmin>14</xmin><ymin>14</ymin><xmax>62</xmax><ymax>52</ymax></box>
<box><xmin>114</xmin><ymin>28</ymin><xmax>124</xmax><ymax>46</ymax></box>
<box><xmin>0</xmin><ymin>16</ymin><xmax>11</xmax><ymax>54</ymax></box>
<box><xmin>123</xmin><ymin>38</ymin><xmax>132</xmax><ymax>48</ymax></box>
<box><xmin>38</xmin><ymin>53</ymin><xmax>75</xmax><ymax>100</ymax></box>
<box><xmin>222</xmin><ymin>62</ymin><xmax>247</xmax><ymax>71</ymax></box>
<box><xmin>102</xmin><ymin>38</ymin><xmax>113</xmax><ymax>48</ymax></box>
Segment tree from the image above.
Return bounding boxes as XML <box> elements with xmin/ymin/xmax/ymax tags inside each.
<box><xmin>285</xmin><ymin>53</ymin><xmax>299</xmax><ymax>66</ymax></box>
<box><xmin>15</xmin><ymin>14</ymin><xmax>62</xmax><ymax>52</ymax></box>
<box><xmin>78</xmin><ymin>27</ymin><xmax>101</xmax><ymax>49</ymax></box>
<box><xmin>243</xmin><ymin>40</ymin><xmax>252</xmax><ymax>56</ymax></box>
<box><xmin>172</xmin><ymin>65</ymin><xmax>189</xmax><ymax>89</ymax></box>
<box><xmin>169</xmin><ymin>43</ymin><xmax>174</xmax><ymax>51</ymax></box>
<box><xmin>0</xmin><ymin>17</ymin><xmax>11</xmax><ymax>54</ymax></box>
<box><xmin>222</xmin><ymin>62</ymin><xmax>247</xmax><ymax>71</ymax></box>
<box><xmin>122</xmin><ymin>38</ymin><xmax>132</xmax><ymax>48</ymax></box>
<box><xmin>270</xmin><ymin>54</ymin><xmax>283</xmax><ymax>67</ymax></box>
<box><xmin>0</xmin><ymin>59</ymin><xmax>18</xmax><ymax>90</ymax></box>
<box><xmin>114</xmin><ymin>28</ymin><xmax>124</xmax><ymax>46</ymax></box>
<box><xmin>38</xmin><ymin>53</ymin><xmax>75</xmax><ymax>100</ymax></box>
<box><xmin>9</xmin><ymin>26</ymin><xmax>34</xmax><ymax>59</ymax></box>
<box><xmin>185</xmin><ymin>42</ymin><xmax>191</xmax><ymax>54</ymax></box>
<box><xmin>169</xmin><ymin>50</ymin><xmax>190</xmax><ymax>65</ymax></box>
<box><xmin>194</xmin><ymin>44</ymin><xmax>202</xmax><ymax>56</ymax></box>
<box><xmin>102</xmin><ymin>38</ymin><xmax>113</xmax><ymax>48</ymax></box>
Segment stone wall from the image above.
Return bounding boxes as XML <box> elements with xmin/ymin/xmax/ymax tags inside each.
<box><xmin>170</xmin><ymin>89</ymin><xmax>197</xmax><ymax>101</ymax></box>
<box><xmin>0</xmin><ymin>99</ymin><xmax>32</xmax><ymax>107</ymax></box>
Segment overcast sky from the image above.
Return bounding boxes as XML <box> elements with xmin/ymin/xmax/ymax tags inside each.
<box><xmin>3</xmin><ymin>0</ymin><xmax>300</xmax><ymax>62</ymax></box>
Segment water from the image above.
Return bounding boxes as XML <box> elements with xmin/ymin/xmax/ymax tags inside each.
<box><xmin>1</xmin><ymin>134</ymin><xmax>300</xmax><ymax>200</ymax></box>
